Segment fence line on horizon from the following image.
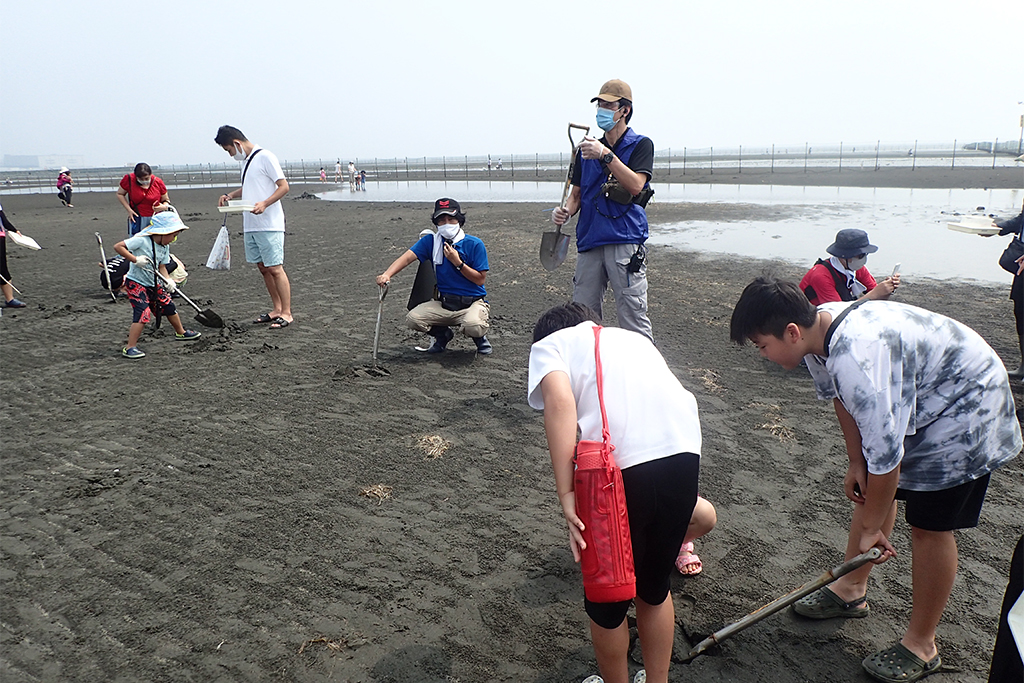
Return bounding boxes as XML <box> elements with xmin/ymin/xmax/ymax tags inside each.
<box><xmin>1</xmin><ymin>140</ymin><xmax>1020</xmax><ymax>195</ymax></box>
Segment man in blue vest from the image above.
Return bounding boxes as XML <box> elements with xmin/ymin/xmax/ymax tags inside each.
<box><xmin>552</xmin><ymin>79</ymin><xmax>656</xmax><ymax>343</ymax></box>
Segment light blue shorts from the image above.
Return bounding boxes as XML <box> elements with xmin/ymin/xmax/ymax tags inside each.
<box><xmin>244</xmin><ymin>231</ymin><xmax>285</xmax><ymax>267</ymax></box>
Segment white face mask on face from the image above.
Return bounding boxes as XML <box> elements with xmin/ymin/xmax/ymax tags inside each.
<box><xmin>846</xmin><ymin>256</ymin><xmax>868</xmax><ymax>271</ymax></box>
<box><xmin>437</xmin><ymin>223</ymin><xmax>461</xmax><ymax>240</ymax></box>
<box><xmin>232</xmin><ymin>143</ymin><xmax>247</xmax><ymax>162</ymax></box>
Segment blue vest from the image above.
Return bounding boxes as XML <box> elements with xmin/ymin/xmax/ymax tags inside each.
<box><xmin>576</xmin><ymin>128</ymin><xmax>650</xmax><ymax>252</ymax></box>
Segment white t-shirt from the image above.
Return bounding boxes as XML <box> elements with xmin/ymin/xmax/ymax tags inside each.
<box><xmin>806</xmin><ymin>300</ymin><xmax>1021</xmax><ymax>491</ymax></box>
<box><xmin>241</xmin><ymin>147</ymin><xmax>286</xmax><ymax>233</ymax></box>
<box><xmin>528</xmin><ymin>322</ymin><xmax>702</xmax><ymax>470</ymax></box>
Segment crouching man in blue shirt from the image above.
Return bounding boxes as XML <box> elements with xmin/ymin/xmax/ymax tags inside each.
<box><xmin>376</xmin><ymin>198</ymin><xmax>492</xmax><ymax>355</ymax></box>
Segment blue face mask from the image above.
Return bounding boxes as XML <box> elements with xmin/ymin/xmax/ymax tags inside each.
<box><xmin>596</xmin><ymin>108</ymin><xmax>618</xmax><ymax>132</ymax></box>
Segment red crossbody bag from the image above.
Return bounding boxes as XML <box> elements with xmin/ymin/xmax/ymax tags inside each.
<box><xmin>573</xmin><ymin>325</ymin><xmax>636</xmax><ymax>603</ymax></box>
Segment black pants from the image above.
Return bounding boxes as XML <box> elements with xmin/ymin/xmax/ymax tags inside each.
<box><xmin>989</xmin><ymin>535</ymin><xmax>1023</xmax><ymax>682</ymax></box>
<box><xmin>58</xmin><ymin>187</ymin><xmax>72</xmax><ymax>205</ymax></box>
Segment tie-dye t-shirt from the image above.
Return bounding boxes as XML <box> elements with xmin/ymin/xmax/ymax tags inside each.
<box><xmin>805</xmin><ymin>301</ymin><xmax>1021</xmax><ymax>491</ymax></box>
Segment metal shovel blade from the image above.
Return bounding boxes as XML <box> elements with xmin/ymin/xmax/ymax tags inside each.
<box><xmin>540</xmin><ymin>227</ymin><xmax>571</xmax><ymax>271</ymax></box>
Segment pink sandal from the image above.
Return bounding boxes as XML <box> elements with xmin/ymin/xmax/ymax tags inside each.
<box><xmin>675</xmin><ymin>541</ymin><xmax>703</xmax><ymax>575</ymax></box>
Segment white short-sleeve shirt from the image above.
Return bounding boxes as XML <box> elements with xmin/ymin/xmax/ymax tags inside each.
<box><xmin>806</xmin><ymin>301</ymin><xmax>1021</xmax><ymax>491</ymax></box>
<box><xmin>241</xmin><ymin>147</ymin><xmax>286</xmax><ymax>233</ymax></box>
<box><xmin>528</xmin><ymin>322</ymin><xmax>702</xmax><ymax>470</ymax></box>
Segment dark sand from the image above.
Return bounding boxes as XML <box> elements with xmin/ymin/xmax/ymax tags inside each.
<box><xmin>1</xmin><ymin>177</ymin><xmax>1021</xmax><ymax>682</ymax></box>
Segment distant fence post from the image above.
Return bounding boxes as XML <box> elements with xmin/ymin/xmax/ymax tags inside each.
<box><xmin>535</xmin><ymin>152</ymin><xmax>539</xmax><ymax>176</ymax></box>
<box><xmin>710</xmin><ymin>147</ymin><xmax>713</xmax><ymax>175</ymax></box>
<box><xmin>374</xmin><ymin>158</ymin><xmax>379</xmax><ymax>177</ymax></box>
<box><xmin>992</xmin><ymin>137</ymin><xmax>998</xmax><ymax>169</ymax></box>
<box><xmin>683</xmin><ymin>147</ymin><xmax>687</xmax><ymax>175</ymax></box>
<box><xmin>511</xmin><ymin>154</ymin><xmax>514</xmax><ymax>178</ymax></box>
<box><xmin>951</xmin><ymin>140</ymin><xmax>956</xmax><ymax>168</ymax></box>
<box><xmin>465</xmin><ymin>155</ymin><xmax>468</xmax><ymax>178</ymax></box>
<box><xmin>668</xmin><ymin>147</ymin><xmax>671</xmax><ymax>175</ymax></box>
<box><xmin>738</xmin><ymin>144</ymin><xmax>742</xmax><ymax>174</ymax></box>
<box><xmin>405</xmin><ymin>157</ymin><xmax>410</xmax><ymax>180</ymax></box>
<box><xmin>912</xmin><ymin>140</ymin><xmax>917</xmax><ymax>171</ymax></box>
<box><xmin>771</xmin><ymin>144</ymin><xmax>775</xmax><ymax>173</ymax></box>
<box><xmin>874</xmin><ymin>140</ymin><xmax>880</xmax><ymax>171</ymax></box>
<box><xmin>804</xmin><ymin>143</ymin><xmax>808</xmax><ymax>173</ymax></box>
<box><xmin>838</xmin><ymin>142</ymin><xmax>843</xmax><ymax>172</ymax></box>
<box><xmin>443</xmin><ymin>156</ymin><xmax>447</xmax><ymax>178</ymax></box>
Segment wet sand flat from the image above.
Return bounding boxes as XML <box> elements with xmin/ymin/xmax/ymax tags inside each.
<box><xmin>0</xmin><ymin>175</ymin><xmax>1020</xmax><ymax>682</ymax></box>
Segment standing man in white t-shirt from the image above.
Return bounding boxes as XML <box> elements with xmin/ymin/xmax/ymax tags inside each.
<box><xmin>215</xmin><ymin>125</ymin><xmax>293</xmax><ymax>328</ymax></box>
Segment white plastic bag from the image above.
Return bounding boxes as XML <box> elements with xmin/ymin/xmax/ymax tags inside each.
<box><xmin>205</xmin><ymin>225</ymin><xmax>230</xmax><ymax>270</ymax></box>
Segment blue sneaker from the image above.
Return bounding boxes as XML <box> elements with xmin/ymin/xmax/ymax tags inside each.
<box><xmin>122</xmin><ymin>346</ymin><xmax>145</xmax><ymax>359</ymax></box>
<box><xmin>175</xmin><ymin>330</ymin><xmax>202</xmax><ymax>340</ymax></box>
<box><xmin>4</xmin><ymin>298</ymin><xmax>26</xmax><ymax>308</ymax></box>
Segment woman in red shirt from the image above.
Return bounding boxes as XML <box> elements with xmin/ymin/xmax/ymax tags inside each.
<box><xmin>117</xmin><ymin>163</ymin><xmax>171</xmax><ymax>236</ymax></box>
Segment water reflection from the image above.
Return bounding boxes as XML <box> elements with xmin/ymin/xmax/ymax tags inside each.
<box><xmin>319</xmin><ymin>181</ymin><xmax>1021</xmax><ymax>284</ymax></box>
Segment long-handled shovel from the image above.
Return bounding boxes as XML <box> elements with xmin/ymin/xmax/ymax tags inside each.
<box><xmin>372</xmin><ymin>282</ymin><xmax>389</xmax><ymax>367</ymax></box>
<box><xmin>141</xmin><ymin>265</ymin><xmax>224</xmax><ymax>328</ymax></box>
<box><xmin>95</xmin><ymin>232</ymin><xmax>117</xmax><ymax>303</ymax></box>
<box><xmin>679</xmin><ymin>547</ymin><xmax>882</xmax><ymax>662</ymax></box>
<box><xmin>0</xmin><ymin>273</ymin><xmax>22</xmax><ymax>295</ymax></box>
<box><xmin>540</xmin><ymin>122</ymin><xmax>590</xmax><ymax>271</ymax></box>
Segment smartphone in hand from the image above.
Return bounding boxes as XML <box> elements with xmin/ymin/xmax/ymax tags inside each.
<box><xmin>892</xmin><ymin>263</ymin><xmax>901</xmax><ymax>277</ymax></box>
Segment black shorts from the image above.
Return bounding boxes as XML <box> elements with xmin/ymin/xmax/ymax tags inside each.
<box><xmin>585</xmin><ymin>452</ymin><xmax>699</xmax><ymax>630</ymax></box>
<box><xmin>895</xmin><ymin>474</ymin><xmax>990</xmax><ymax>532</ymax></box>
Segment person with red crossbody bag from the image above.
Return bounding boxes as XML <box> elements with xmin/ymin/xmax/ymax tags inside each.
<box><xmin>528</xmin><ymin>302</ymin><xmax>716</xmax><ymax>683</ymax></box>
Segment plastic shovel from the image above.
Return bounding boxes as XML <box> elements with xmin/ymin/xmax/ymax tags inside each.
<box><xmin>372</xmin><ymin>283</ymin><xmax>389</xmax><ymax>367</ymax></box>
<box><xmin>540</xmin><ymin>122</ymin><xmax>590</xmax><ymax>271</ymax></box>
<box><xmin>679</xmin><ymin>547</ymin><xmax>882</xmax><ymax>662</ymax></box>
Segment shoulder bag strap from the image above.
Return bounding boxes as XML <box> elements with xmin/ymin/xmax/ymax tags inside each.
<box><xmin>592</xmin><ymin>326</ymin><xmax>612</xmax><ymax>449</ymax></box>
<box><xmin>823</xmin><ymin>298</ymin><xmax>871</xmax><ymax>357</ymax></box>
<box><xmin>241</xmin><ymin>148</ymin><xmax>263</xmax><ymax>186</ymax></box>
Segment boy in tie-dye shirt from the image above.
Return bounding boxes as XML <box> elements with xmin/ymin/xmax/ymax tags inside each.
<box><xmin>730</xmin><ymin>276</ymin><xmax>1020</xmax><ymax>683</ymax></box>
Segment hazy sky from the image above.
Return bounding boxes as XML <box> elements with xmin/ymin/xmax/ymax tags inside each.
<box><xmin>2</xmin><ymin>0</ymin><xmax>1022</xmax><ymax>168</ymax></box>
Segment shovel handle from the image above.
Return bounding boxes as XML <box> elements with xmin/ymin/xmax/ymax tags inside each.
<box><xmin>683</xmin><ymin>547</ymin><xmax>883</xmax><ymax>661</ymax></box>
<box><xmin>95</xmin><ymin>232</ymin><xmax>117</xmax><ymax>302</ymax></box>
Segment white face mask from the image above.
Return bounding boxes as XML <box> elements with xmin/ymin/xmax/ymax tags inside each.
<box><xmin>232</xmin><ymin>143</ymin><xmax>247</xmax><ymax>162</ymax></box>
<box><xmin>437</xmin><ymin>223</ymin><xmax>461</xmax><ymax>240</ymax></box>
<box><xmin>846</xmin><ymin>256</ymin><xmax>868</xmax><ymax>271</ymax></box>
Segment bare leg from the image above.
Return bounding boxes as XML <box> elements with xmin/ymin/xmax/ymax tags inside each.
<box><xmin>830</xmin><ymin>499</ymin><xmax>897</xmax><ymax>604</ymax></box>
<box><xmin>1</xmin><ymin>282</ymin><xmax>13</xmax><ymax>302</ymax></box>
<box><xmin>635</xmin><ymin>596</ymin><xmax>675</xmax><ymax>683</ymax></box>
<box><xmin>590</xmin><ymin>618</ymin><xmax>630</xmax><ymax>683</ymax></box>
<box><xmin>257</xmin><ymin>263</ymin><xmax>292</xmax><ymax>321</ymax></box>
<box><xmin>684</xmin><ymin>496</ymin><xmax>717</xmax><ymax>543</ymax></box>
<box><xmin>126</xmin><ymin>321</ymin><xmax>145</xmax><ymax>348</ymax></box>
<box><xmin>167</xmin><ymin>313</ymin><xmax>186</xmax><ymax>335</ymax></box>
<box><xmin>901</xmin><ymin>527</ymin><xmax>956</xmax><ymax>662</ymax></box>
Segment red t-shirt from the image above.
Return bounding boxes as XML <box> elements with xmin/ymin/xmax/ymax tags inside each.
<box><xmin>799</xmin><ymin>261</ymin><xmax>877</xmax><ymax>305</ymax></box>
<box><xmin>120</xmin><ymin>174</ymin><xmax>168</xmax><ymax>217</ymax></box>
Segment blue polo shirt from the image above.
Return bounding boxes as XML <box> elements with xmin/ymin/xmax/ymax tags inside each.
<box><xmin>410</xmin><ymin>234</ymin><xmax>488</xmax><ymax>298</ymax></box>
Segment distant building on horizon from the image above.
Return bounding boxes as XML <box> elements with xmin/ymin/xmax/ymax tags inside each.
<box><xmin>2</xmin><ymin>154</ymin><xmax>87</xmax><ymax>171</ymax></box>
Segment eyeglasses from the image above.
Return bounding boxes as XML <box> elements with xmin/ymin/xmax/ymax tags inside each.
<box><xmin>595</xmin><ymin>100</ymin><xmax>621</xmax><ymax>111</ymax></box>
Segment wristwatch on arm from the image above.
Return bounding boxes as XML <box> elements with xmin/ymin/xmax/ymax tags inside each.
<box><xmin>600</xmin><ymin>149</ymin><xmax>614</xmax><ymax>165</ymax></box>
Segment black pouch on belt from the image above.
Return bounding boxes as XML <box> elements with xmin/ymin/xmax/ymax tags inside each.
<box><xmin>440</xmin><ymin>294</ymin><xmax>480</xmax><ymax>311</ymax></box>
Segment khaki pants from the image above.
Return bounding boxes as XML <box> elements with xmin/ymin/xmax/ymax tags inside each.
<box><xmin>406</xmin><ymin>299</ymin><xmax>490</xmax><ymax>339</ymax></box>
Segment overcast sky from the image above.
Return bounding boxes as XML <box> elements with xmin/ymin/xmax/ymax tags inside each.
<box><xmin>2</xmin><ymin>0</ymin><xmax>1022</xmax><ymax>168</ymax></box>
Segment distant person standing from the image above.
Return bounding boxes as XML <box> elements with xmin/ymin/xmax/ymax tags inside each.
<box><xmin>335</xmin><ymin>159</ymin><xmax>342</xmax><ymax>183</ymax></box>
<box><xmin>359</xmin><ymin>169</ymin><xmax>366</xmax><ymax>190</ymax></box>
<box><xmin>117</xmin><ymin>163</ymin><xmax>171</xmax><ymax>236</ymax></box>
<box><xmin>0</xmin><ymin>203</ymin><xmax>27</xmax><ymax>308</ymax></box>
<box><xmin>56</xmin><ymin>167</ymin><xmax>74</xmax><ymax>207</ymax></box>
<box><xmin>215</xmin><ymin>125</ymin><xmax>293</xmax><ymax>329</ymax></box>
<box><xmin>348</xmin><ymin>161</ymin><xmax>356</xmax><ymax>190</ymax></box>
<box><xmin>551</xmin><ymin>79</ymin><xmax>656</xmax><ymax>343</ymax></box>
<box><xmin>319</xmin><ymin>167</ymin><xmax>327</xmax><ymax>183</ymax></box>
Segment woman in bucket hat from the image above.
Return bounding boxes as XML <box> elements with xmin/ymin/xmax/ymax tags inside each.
<box><xmin>799</xmin><ymin>229</ymin><xmax>900</xmax><ymax>305</ymax></box>
<box><xmin>112</xmin><ymin>211</ymin><xmax>201</xmax><ymax>359</ymax></box>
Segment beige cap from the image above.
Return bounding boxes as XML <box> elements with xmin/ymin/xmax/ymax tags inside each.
<box><xmin>591</xmin><ymin>79</ymin><xmax>632</xmax><ymax>103</ymax></box>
